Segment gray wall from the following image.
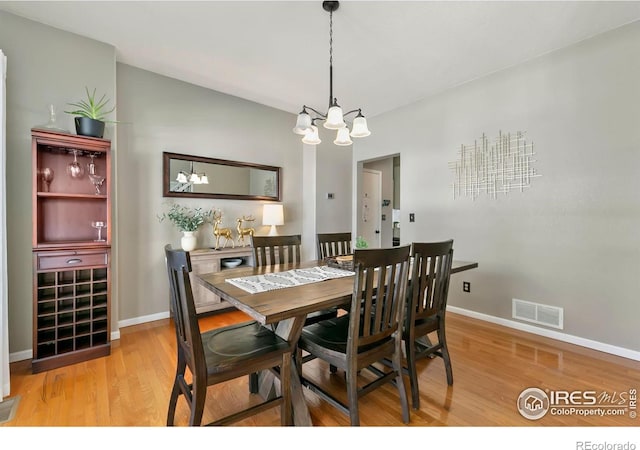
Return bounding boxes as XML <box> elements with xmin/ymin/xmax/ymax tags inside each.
<box><xmin>1</xmin><ymin>11</ymin><xmax>306</xmax><ymax>356</ymax></box>
<box><xmin>0</xmin><ymin>11</ymin><xmax>116</xmax><ymax>355</ymax></box>
<box><xmin>353</xmin><ymin>21</ymin><xmax>640</xmax><ymax>352</ymax></box>
<box><xmin>116</xmin><ymin>63</ymin><xmax>302</xmax><ymax>321</ymax></box>
<box><xmin>316</xmin><ymin>127</ymin><xmax>352</xmax><ymax>238</ymax></box>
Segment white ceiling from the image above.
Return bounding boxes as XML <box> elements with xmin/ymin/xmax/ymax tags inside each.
<box><xmin>2</xmin><ymin>1</ymin><xmax>640</xmax><ymax>118</ymax></box>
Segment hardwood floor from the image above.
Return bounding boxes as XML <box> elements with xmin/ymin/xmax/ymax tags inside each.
<box><xmin>2</xmin><ymin>310</ymin><xmax>639</xmax><ymax>427</ymax></box>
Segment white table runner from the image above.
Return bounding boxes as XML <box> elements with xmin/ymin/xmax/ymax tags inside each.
<box><xmin>226</xmin><ymin>265</ymin><xmax>354</xmax><ymax>294</ymax></box>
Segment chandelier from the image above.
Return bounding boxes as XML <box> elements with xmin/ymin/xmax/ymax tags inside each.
<box><xmin>175</xmin><ymin>161</ymin><xmax>208</xmax><ymax>186</ymax></box>
<box><xmin>292</xmin><ymin>1</ymin><xmax>371</xmax><ymax>146</ymax></box>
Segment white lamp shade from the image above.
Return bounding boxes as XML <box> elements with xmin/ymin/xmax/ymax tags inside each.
<box><xmin>334</xmin><ymin>127</ymin><xmax>353</xmax><ymax>146</ymax></box>
<box><xmin>324</xmin><ymin>105</ymin><xmax>346</xmax><ymax>130</ymax></box>
<box><xmin>199</xmin><ymin>174</ymin><xmax>208</xmax><ymax>184</ymax></box>
<box><xmin>293</xmin><ymin>112</ymin><xmax>312</xmax><ymax>135</ymax></box>
<box><xmin>263</xmin><ymin>204</ymin><xmax>284</xmax><ymax>236</ymax></box>
<box><xmin>176</xmin><ymin>172</ymin><xmax>188</xmax><ymax>183</ymax></box>
<box><xmin>263</xmin><ymin>204</ymin><xmax>284</xmax><ymax>226</ymax></box>
<box><xmin>189</xmin><ymin>172</ymin><xmax>200</xmax><ymax>184</ymax></box>
<box><xmin>302</xmin><ymin>125</ymin><xmax>321</xmax><ymax>145</ymax></box>
<box><xmin>350</xmin><ymin>116</ymin><xmax>371</xmax><ymax>138</ymax></box>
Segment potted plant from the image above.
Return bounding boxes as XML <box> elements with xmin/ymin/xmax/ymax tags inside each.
<box><xmin>65</xmin><ymin>87</ymin><xmax>116</xmax><ymax>138</ymax></box>
<box><xmin>158</xmin><ymin>204</ymin><xmax>212</xmax><ymax>251</ymax></box>
<box><xmin>355</xmin><ymin>236</ymin><xmax>369</xmax><ymax>249</ymax></box>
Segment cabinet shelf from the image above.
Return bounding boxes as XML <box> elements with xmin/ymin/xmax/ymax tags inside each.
<box><xmin>37</xmin><ymin>192</ymin><xmax>107</xmax><ymax>200</ymax></box>
<box><xmin>32</xmin><ymin>129</ymin><xmax>112</xmax><ymax>374</ymax></box>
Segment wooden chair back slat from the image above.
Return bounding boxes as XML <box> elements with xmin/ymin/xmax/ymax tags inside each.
<box><xmin>409</xmin><ymin>241</ymin><xmax>454</xmax><ymax>324</ymax></box>
<box><xmin>250</xmin><ymin>235</ymin><xmax>302</xmax><ymax>267</ymax></box>
<box><xmin>317</xmin><ymin>232</ymin><xmax>352</xmax><ymax>259</ymax></box>
<box><xmin>348</xmin><ymin>246</ymin><xmax>411</xmax><ymax>355</ymax></box>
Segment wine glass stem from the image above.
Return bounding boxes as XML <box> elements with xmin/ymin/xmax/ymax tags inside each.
<box><xmin>97</xmin><ymin>227</ymin><xmax>102</xmax><ymax>241</ymax></box>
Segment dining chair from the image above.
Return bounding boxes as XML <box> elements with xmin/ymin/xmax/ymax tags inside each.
<box><xmin>316</xmin><ymin>232</ymin><xmax>352</xmax><ymax>259</ymax></box>
<box><xmin>403</xmin><ymin>240</ymin><xmax>454</xmax><ymax>409</ymax></box>
<box><xmin>164</xmin><ymin>244</ymin><xmax>293</xmax><ymax>426</ymax></box>
<box><xmin>248</xmin><ymin>234</ymin><xmax>339</xmax><ymax>389</ymax></box>
<box><xmin>298</xmin><ymin>245</ymin><xmax>411</xmax><ymax>426</ymax></box>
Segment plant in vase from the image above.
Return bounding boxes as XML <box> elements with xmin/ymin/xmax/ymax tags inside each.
<box><xmin>158</xmin><ymin>204</ymin><xmax>212</xmax><ymax>251</ymax></box>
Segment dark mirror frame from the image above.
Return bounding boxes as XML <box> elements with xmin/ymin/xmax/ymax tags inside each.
<box><xmin>162</xmin><ymin>152</ymin><xmax>282</xmax><ymax>201</ymax></box>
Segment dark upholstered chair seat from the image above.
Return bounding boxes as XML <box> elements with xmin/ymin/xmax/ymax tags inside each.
<box><xmin>204</xmin><ymin>321</ymin><xmax>290</xmax><ymax>376</ymax></box>
<box><xmin>300</xmin><ymin>315</ymin><xmax>394</xmax><ymax>356</ymax></box>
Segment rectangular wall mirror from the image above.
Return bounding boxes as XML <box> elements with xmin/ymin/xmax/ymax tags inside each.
<box><xmin>163</xmin><ymin>152</ymin><xmax>281</xmax><ymax>201</ymax></box>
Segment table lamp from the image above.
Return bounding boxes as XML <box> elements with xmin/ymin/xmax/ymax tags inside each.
<box><xmin>262</xmin><ymin>204</ymin><xmax>284</xmax><ymax>236</ymax></box>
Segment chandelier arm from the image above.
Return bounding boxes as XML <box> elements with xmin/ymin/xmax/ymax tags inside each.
<box><xmin>304</xmin><ymin>106</ymin><xmax>328</xmax><ymax>119</ymax></box>
<box><xmin>343</xmin><ymin>109</ymin><xmax>362</xmax><ymax>118</ymax></box>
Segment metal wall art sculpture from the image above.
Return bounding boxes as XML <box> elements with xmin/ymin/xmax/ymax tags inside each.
<box><xmin>449</xmin><ymin>131</ymin><xmax>540</xmax><ymax>200</ymax></box>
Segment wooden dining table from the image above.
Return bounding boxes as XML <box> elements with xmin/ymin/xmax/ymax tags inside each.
<box><xmin>197</xmin><ymin>258</ymin><xmax>478</xmax><ymax>426</ymax></box>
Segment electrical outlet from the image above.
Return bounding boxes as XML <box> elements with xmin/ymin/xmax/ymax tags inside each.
<box><xmin>463</xmin><ymin>281</ymin><xmax>470</xmax><ymax>293</ymax></box>
<box><xmin>409</xmin><ymin>213</ymin><xmax>415</xmax><ymax>222</ymax></box>
<box><xmin>326</xmin><ymin>193</ymin><xmax>334</xmax><ymax>199</ymax></box>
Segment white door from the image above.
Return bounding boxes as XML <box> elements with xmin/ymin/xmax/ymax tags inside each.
<box><xmin>359</xmin><ymin>168</ymin><xmax>382</xmax><ymax>248</ymax></box>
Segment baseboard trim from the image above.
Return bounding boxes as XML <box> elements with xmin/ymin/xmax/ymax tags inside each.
<box><xmin>447</xmin><ymin>306</ymin><xmax>640</xmax><ymax>362</ymax></box>
<box><xmin>8</xmin><ymin>350</ymin><xmax>31</xmax><ymax>364</ymax></box>
<box><xmin>117</xmin><ymin>311</ymin><xmax>170</xmax><ymax>329</ymax></box>
<box><xmin>9</xmin><ymin>312</ymin><xmax>169</xmax><ymax>363</ymax></box>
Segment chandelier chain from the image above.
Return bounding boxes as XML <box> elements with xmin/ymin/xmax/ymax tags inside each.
<box><xmin>329</xmin><ymin>9</ymin><xmax>333</xmax><ymax>67</ymax></box>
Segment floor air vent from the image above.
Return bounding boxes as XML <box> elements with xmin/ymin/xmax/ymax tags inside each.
<box><xmin>512</xmin><ymin>299</ymin><xmax>563</xmax><ymax>329</ymax></box>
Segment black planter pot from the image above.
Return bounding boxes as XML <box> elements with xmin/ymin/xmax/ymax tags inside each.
<box><xmin>74</xmin><ymin>117</ymin><xmax>105</xmax><ymax>138</ymax></box>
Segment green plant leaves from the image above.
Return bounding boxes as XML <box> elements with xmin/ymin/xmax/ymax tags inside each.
<box><xmin>158</xmin><ymin>205</ymin><xmax>212</xmax><ymax>232</ymax></box>
<box><xmin>65</xmin><ymin>87</ymin><xmax>116</xmax><ymax>121</ymax></box>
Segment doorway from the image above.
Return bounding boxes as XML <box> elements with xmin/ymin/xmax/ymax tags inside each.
<box><xmin>359</xmin><ymin>168</ymin><xmax>382</xmax><ymax>248</ymax></box>
<box><xmin>357</xmin><ymin>155</ymin><xmax>400</xmax><ymax>248</ymax></box>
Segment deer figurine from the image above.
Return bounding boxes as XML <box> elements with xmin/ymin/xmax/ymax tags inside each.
<box><xmin>236</xmin><ymin>215</ymin><xmax>255</xmax><ymax>247</ymax></box>
<box><xmin>212</xmin><ymin>210</ymin><xmax>234</xmax><ymax>250</ymax></box>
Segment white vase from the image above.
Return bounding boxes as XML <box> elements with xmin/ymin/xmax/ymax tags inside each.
<box><xmin>181</xmin><ymin>231</ymin><xmax>197</xmax><ymax>251</ymax></box>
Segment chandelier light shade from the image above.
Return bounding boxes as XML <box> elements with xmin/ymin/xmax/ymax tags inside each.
<box><xmin>293</xmin><ymin>1</ymin><xmax>371</xmax><ymax>146</ymax></box>
<box><xmin>302</xmin><ymin>124</ymin><xmax>322</xmax><ymax>145</ymax></box>
<box><xmin>334</xmin><ymin>127</ymin><xmax>353</xmax><ymax>146</ymax></box>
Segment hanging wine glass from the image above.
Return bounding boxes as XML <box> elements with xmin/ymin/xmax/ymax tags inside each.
<box><xmin>87</xmin><ymin>153</ymin><xmax>105</xmax><ymax>194</ymax></box>
<box><xmin>89</xmin><ymin>173</ymin><xmax>105</xmax><ymax>195</ymax></box>
<box><xmin>66</xmin><ymin>150</ymin><xmax>85</xmax><ymax>179</ymax></box>
<box><xmin>40</xmin><ymin>167</ymin><xmax>54</xmax><ymax>192</ymax></box>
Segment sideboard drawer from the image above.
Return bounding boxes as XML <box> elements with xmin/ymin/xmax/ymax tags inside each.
<box><xmin>37</xmin><ymin>249</ymin><xmax>109</xmax><ymax>271</ymax></box>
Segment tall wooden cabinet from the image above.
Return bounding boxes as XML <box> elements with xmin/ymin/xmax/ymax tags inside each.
<box><xmin>31</xmin><ymin>129</ymin><xmax>112</xmax><ymax>373</ymax></box>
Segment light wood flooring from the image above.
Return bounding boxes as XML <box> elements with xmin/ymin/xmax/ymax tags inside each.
<box><xmin>2</xmin><ymin>310</ymin><xmax>639</xmax><ymax>427</ymax></box>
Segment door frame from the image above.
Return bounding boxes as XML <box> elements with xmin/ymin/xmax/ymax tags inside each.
<box><xmin>358</xmin><ymin>168</ymin><xmax>382</xmax><ymax>248</ymax></box>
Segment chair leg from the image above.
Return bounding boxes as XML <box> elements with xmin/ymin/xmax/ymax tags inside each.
<box><xmin>392</xmin><ymin>346</ymin><xmax>410</xmax><ymax>424</ymax></box>
<box><xmin>438</xmin><ymin>324</ymin><xmax>453</xmax><ymax>386</ymax></box>
<box><xmin>406</xmin><ymin>338</ymin><xmax>420</xmax><ymax>409</ymax></box>
<box><xmin>249</xmin><ymin>372</ymin><xmax>259</xmax><ymax>393</ymax></box>
<box><xmin>167</xmin><ymin>356</ymin><xmax>186</xmax><ymax>426</ymax></box>
<box><xmin>166</xmin><ymin>379</ymin><xmax>181</xmax><ymax>426</ymax></box>
<box><xmin>189</xmin><ymin>378</ymin><xmax>206</xmax><ymax>426</ymax></box>
<box><xmin>346</xmin><ymin>368</ymin><xmax>360</xmax><ymax>426</ymax></box>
